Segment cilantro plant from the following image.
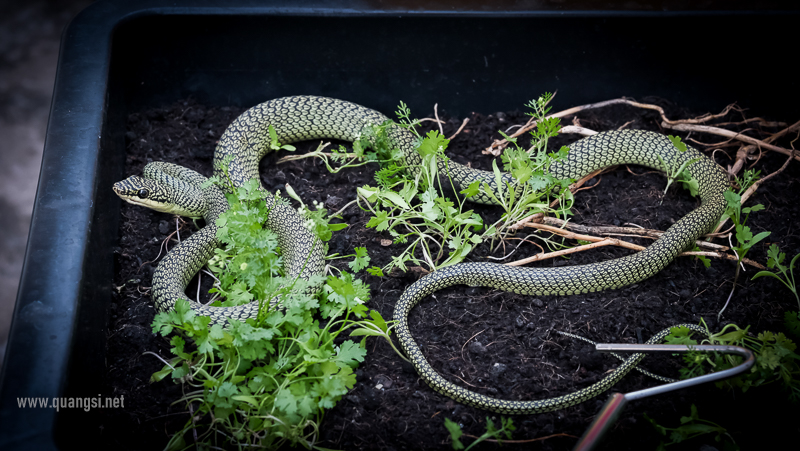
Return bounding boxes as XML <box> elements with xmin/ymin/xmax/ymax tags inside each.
<box><xmin>723</xmin><ymin>190</ymin><xmax>770</xmax><ymax>273</ymax></box>
<box><xmin>645</xmin><ymin>404</ymin><xmax>737</xmax><ymax>450</ymax></box>
<box><xmin>751</xmin><ymin>244</ymin><xmax>800</xmax><ymax>310</ymax></box>
<box><xmin>524</xmin><ymin>93</ymin><xmax>561</xmax><ymax>156</ymax></box>
<box><xmin>713</xmin><ymin>168</ymin><xmax>760</xmax><ymax>235</ymax></box>
<box><xmin>444</xmin><ymin>417</ymin><xmax>516</xmax><ymax>450</ymax></box>
<box><xmin>660</xmin><ymin>135</ymin><xmax>701</xmax><ymax>197</ymax></box>
<box><xmin>735</xmin><ymin>168</ymin><xmax>760</xmax><ymax>194</ymax></box>
<box><xmin>268</xmin><ymin>124</ymin><xmax>296</xmax><ymax>152</ymax></box>
<box><xmin>150</xmin><ymin>161</ymin><xmax>397</xmax><ymax>449</ymax></box>
<box><xmin>750</xmin><ymin>243</ymin><xmax>800</xmax><ymax>340</ymax></box>
<box><xmin>357</xmin><ymin>94</ymin><xmax>574</xmax><ymax>274</ymax></box>
<box><xmin>283</xmin><ymin>185</ymin><xmax>348</xmax><ymax>244</ymax></box>
<box><xmin>395</xmin><ymin>100</ymin><xmax>423</xmax><ymax>133</ymax></box>
<box><xmin>478</xmin><ymin>93</ymin><xmax>574</xmax><ymax>248</ymax></box>
<box><xmin>277</xmin><ymin>131</ymin><xmax>387</xmax><ymax>175</ymax></box>
<box><xmin>151</xmin><ymin>289</ymin><xmax>379</xmax><ymax>450</ymax></box>
<box><xmin>665</xmin><ymin>321</ymin><xmax>800</xmax><ymax>400</ymax></box>
<box><xmin>357</xmin><ymin>129</ymin><xmax>485</xmax><ymax>272</ymax></box>
<box><xmin>723</xmin><ymin>189</ymin><xmax>770</xmax><ymax>261</ymax></box>
<box><xmin>205</xmin><ymin>177</ymin><xmax>285</xmax><ymax>308</ymax></box>
<box><xmin>717</xmin><ymin>189</ymin><xmax>770</xmax><ymax>319</ymax></box>
<box><xmin>151</xmin><ymin>260</ymin><xmax>396</xmax><ymax>449</ymax></box>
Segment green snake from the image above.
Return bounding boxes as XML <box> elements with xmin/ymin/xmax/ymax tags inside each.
<box><xmin>114</xmin><ymin>95</ymin><xmax>727</xmax><ymax>414</ymax></box>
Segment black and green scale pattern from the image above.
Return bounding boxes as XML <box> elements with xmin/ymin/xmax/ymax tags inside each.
<box><xmin>393</xmin><ymin>128</ymin><xmax>727</xmax><ymax>413</ymax></box>
<box><xmin>115</xmin><ymin>96</ymin><xmax>727</xmax><ymax>413</ymax></box>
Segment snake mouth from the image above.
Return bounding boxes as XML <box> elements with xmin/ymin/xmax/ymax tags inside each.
<box><xmin>119</xmin><ymin>194</ymin><xmax>158</xmax><ymax>209</ymax></box>
<box><xmin>113</xmin><ymin>181</ymin><xmax>173</xmax><ymax>212</ymax></box>
<box><xmin>115</xmin><ymin>194</ymin><xmax>189</xmax><ymax>215</ymax></box>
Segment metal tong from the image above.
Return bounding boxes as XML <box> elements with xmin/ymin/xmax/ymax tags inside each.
<box><xmin>573</xmin><ymin>343</ymin><xmax>755</xmax><ymax>451</ymax></box>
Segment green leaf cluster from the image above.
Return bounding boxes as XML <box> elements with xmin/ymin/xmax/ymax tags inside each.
<box><xmin>645</xmin><ymin>404</ymin><xmax>738</xmax><ymax>450</ymax></box>
<box><xmin>716</xmin><ymin>177</ymin><xmax>770</xmax><ymax>320</ymax></box>
<box><xmin>395</xmin><ymin>100</ymin><xmax>422</xmax><ymax>136</ymax></box>
<box><xmin>659</xmin><ymin>135</ymin><xmax>700</xmax><ymax>197</ymax></box>
<box><xmin>348</xmin><ymin>246</ymin><xmax>371</xmax><ymax>272</ymax></box>
<box><xmin>277</xmin><ymin>130</ymin><xmax>390</xmax><ymax>176</ymax></box>
<box><xmin>268</xmin><ymin>124</ymin><xmax>297</xmax><ymax>152</ymax></box>
<box><xmin>151</xmin><ymin>288</ymin><xmax>374</xmax><ymax>450</ymax></box>
<box><xmin>149</xmin><ymin>270</ymin><xmax>399</xmax><ymax>450</ymax></box>
<box><xmin>735</xmin><ymin>168</ymin><xmax>760</xmax><ymax>193</ymax></box>
<box><xmin>489</xmin><ymin>130</ymin><xmax>573</xmax><ymax>242</ymax></box>
<box><xmin>689</xmin><ymin>244</ymin><xmax>712</xmax><ymax>268</ymax></box>
<box><xmin>358</xmin><ymin>96</ymin><xmax>574</xmax><ymax>274</ymax></box>
<box><xmin>444</xmin><ymin>416</ymin><xmax>515</xmax><ymax>450</ymax></box>
<box><xmin>751</xmin><ymin>244</ymin><xmax>800</xmax><ymax>310</ymax></box>
<box><xmin>475</xmin><ymin>94</ymin><xmax>573</xmax><ymax>251</ymax></box>
<box><xmin>723</xmin><ymin>190</ymin><xmax>770</xmax><ymax>263</ymax></box>
<box><xmin>525</xmin><ymin>93</ymin><xmax>561</xmax><ymax>157</ymax></box>
<box><xmin>359</xmin><ymin>128</ymin><xmax>486</xmax><ymax>272</ymax></box>
<box><xmin>289</xmin><ymin>194</ymin><xmax>348</xmax><ymax>244</ymax></box>
<box><xmin>208</xmin><ymin>178</ymin><xmax>284</xmax><ymax>306</ymax></box>
<box><xmin>665</xmin><ymin>321</ymin><xmax>800</xmax><ymax>400</ymax></box>
<box><xmin>149</xmin><ymin>174</ymin><xmax>400</xmax><ymax>449</ymax></box>
<box><xmin>326</xmin><ymin>246</ymin><xmax>375</xmax><ymax>282</ymax></box>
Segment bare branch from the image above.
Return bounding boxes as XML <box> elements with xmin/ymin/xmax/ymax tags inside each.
<box><xmin>507</xmin><ymin>220</ymin><xmax>763</xmax><ymax>269</ymax></box>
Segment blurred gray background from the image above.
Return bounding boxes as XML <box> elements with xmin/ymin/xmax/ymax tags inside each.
<box><xmin>0</xmin><ymin>0</ymin><xmax>93</xmax><ymax>372</ymax></box>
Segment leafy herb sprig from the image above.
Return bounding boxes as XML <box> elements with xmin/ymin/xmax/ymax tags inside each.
<box><xmin>444</xmin><ymin>417</ymin><xmax>516</xmax><ymax>450</ymax></box>
<box><xmin>717</xmin><ymin>187</ymin><xmax>770</xmax><ymax>319</ymax></box>
<box><xmin>150</xmin><ymin>157</ymin><xmax>396</xmax><ymax>449</ymax></box>
<box><xmin>752</xmin><ymin>244</ymin><xmax>800</xmax><ymax>310</ymax></box>
<box><xmin>660</xmin><ymin>135</ymin><xmax>701</xmax><ymax>197</ymax></box>
<box><xmin>645</xmin><ymin>404</ymin><xmax>737</xmax><ymax>450</ymax></box>
<box><xmin>358</xmin><ymin>94</ymin><xmax>574</xmax><ymax>274</ymax></box>
<box><xmin>665</xmin><ymin>321</ymin><xmax>800</xmax><ymax>400</ymax></box>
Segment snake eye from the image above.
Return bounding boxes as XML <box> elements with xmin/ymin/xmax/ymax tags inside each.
<box><xmin>137</xmin><ymin>189</ymin><xmax>150</xmax><ymax>199</ymax></box>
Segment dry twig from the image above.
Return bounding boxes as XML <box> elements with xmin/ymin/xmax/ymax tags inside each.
<box><xmin>538</xmin><ymin>217</ymin><xmax>729</xmax><ymax>252</ymax></box>
<box><xmin>484</xmin><ymin>97</ymin><xmax>796</xmax><ymax>164</ymax></box>
<box><xmin>506</xmin><ymin>221</ymin><xmax>763</xmax><ymax>269</ymax></box>
<box><xmin>728</xmin><ymin>119</ymin><xmax>800</xmax><ymax>176</ymax></box>
<box><xmin>433</xmin><ymin>103</ymin><xmax>444</xmax><ymax>135</ymax></box>
<box><xmin>447</xmin><ymin>118</ymin><xmax>470</xmax><ymax>140</ymax></box>
<box><xmin>665</xmin><ymin>122</ymin><xmax>799</xmax><ymax>162</ymax></box>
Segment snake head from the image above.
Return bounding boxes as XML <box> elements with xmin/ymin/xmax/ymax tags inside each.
<box><xmin>113</xmin><ymin>174</ymin><xmax>207</xmax><ymax>219</ymax></box>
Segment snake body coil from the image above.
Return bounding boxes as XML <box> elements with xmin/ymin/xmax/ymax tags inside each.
<box><xmin>114</xmin><ymin>96</ymin><xmax>727</xmax><ymax>414</ymax></box>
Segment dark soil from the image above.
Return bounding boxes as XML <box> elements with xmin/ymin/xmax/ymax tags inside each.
<box><xmin>104</xmin><ymin>97</ymin><xmax>800</xmax><ymax>450</ymax></box>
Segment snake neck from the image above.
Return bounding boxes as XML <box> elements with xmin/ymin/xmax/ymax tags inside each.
<box><xmin>201</xmin><ymin>183</ymin><xmax>229</xmax><ymax>226</ymax></box>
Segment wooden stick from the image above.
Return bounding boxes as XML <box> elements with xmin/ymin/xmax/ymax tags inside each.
<box><xmin>447</xmin><ymin>118</ymin><xmax>470</xmax><ymax>141</ymax></box>
<box><xmin>558</xmin><ymin>125</ymin><xmax>597</xmax><ymax>136</ymax></box>
<box><xmin>484</xmin><ymin>98</ymin><xmax>635</xmax><ymax>156</ymax></box>
<box><xmin>535</xmin><ymin>217</ymin><xmax>729</xmax><ymax>252</ymax></box>
<box><xmin>729</xmin><ymin>119</ymin><xmax>800</xmax><ymax>176</ymax></box>
<box><xmin>507</xmin><ymin>221</ymin><xmax>763</xmax><ymax>269</ymax></box>
<box><xmin>433</xmin><ymin>103</ymin><xmax>444</xmax><ymax>135</ymax></box>
<box><xmin>665</xmin><ymin>122</ymin><xmax>799</xmax><ymax>162</ymax></box>
<box><xmin>484</xmin><ymin>97</ymin><xmax>795</xmax><ymax>161</ymax></box>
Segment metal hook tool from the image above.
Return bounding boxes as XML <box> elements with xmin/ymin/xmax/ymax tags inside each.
<box><xmin>573</xmin><ymin>343</ymin><xmax>755</xmax><ymax>451</ymax></box>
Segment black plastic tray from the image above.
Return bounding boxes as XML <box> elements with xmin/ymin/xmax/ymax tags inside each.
<box><xmin>1</xmin><ymin>1</ymin><xmax>797</xmax><ymax>449</ymax></box>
